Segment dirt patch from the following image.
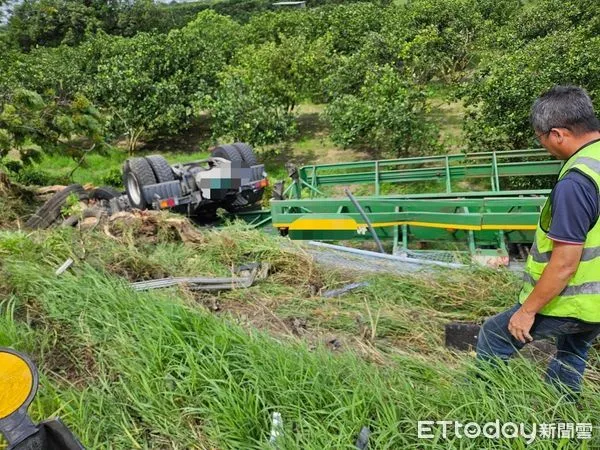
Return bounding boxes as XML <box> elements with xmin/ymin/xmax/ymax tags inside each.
<box><xmin>188</xmin><ymin>284</ymin><xmax>391</xmax><ymax>365</ymax></box>
<box><xmin>23</xmin><ymin>298</ymin><xmax>99</xmax><ymax>388</ymax></box>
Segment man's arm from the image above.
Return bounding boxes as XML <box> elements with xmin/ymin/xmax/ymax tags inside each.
<box><xmin>508</xmin><ymin>242</ymin><xmax>583</xmax><ymax>343</ymax></box>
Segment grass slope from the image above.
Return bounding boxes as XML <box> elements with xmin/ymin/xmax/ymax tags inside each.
<box><xmin>0</xmin><ymin>223</ymin><xmax>599</xmax><ymax>449</ymax></box>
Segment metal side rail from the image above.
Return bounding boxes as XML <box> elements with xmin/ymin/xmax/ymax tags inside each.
<box><xmin>285</xmin><ymin>148</ymin><xmax>560</xmax><ymax>198</ymax></box>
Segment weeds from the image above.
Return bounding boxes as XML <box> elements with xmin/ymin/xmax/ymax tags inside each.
<box><xmin>0</xmin><ymin>227</ymin><xmax>599</xmax><ymax>449</ymax></box>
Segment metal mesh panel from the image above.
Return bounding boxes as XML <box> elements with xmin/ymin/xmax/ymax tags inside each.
<box><xmin>394</xmin><ymin>249</ymin><xmax>470</xmax><ymax>264</ymax></box>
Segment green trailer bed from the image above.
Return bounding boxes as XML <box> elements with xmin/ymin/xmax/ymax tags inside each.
<box><xmin>265</xmin><ymin>148</ymin><xmax>560</xmax><ymax>263</ymax></box>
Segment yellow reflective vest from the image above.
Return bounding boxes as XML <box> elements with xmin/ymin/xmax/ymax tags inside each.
<box><xmin>519</xmin><ymin>139</ymin><xmax>600</xmax><ymax>322</ymax></box>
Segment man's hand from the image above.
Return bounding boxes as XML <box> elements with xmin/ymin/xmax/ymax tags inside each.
<box><xmin>512</xmin><ymin>241</ymin><xmax>582</xmax><ymax>344</ymax></box>
<box><xmin>508</xmin><ymin>307</ymin><xmax>535</xmax><ymax>343</ymax></box>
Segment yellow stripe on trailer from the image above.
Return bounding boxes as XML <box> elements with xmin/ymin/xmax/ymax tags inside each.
<box><xmin>481</xmin><ymin>224</ymin><xmax>537</xmax><ymax>231</ymax></box>
<box><xmin>286</xmin><ymin>218</ymin><xmax>359</xmax><ymax>231</ymax></box>
<box><xmin>276</xmin><ymin>219</ymin><xmax>538</xmax><ymax>232</ymax></box>
<box><xmin>367</xmin><ymin>221</ymin><xmax>480</xmax><ymax>230</ymax></box>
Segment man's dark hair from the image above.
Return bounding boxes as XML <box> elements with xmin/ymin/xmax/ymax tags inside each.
<box><xmin>530</xmin><ymin>85</ymin><xmax>600</xmax><ymax>135</ymax></box>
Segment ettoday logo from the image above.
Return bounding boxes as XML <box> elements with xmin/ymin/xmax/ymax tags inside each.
<box><xmin>417</xmin><ymin>420</ymin><xmax>593</xmax><ymax>443</ymax></box>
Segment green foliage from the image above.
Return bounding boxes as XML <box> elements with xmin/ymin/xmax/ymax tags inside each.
<box><xmin>325</xmin><ymin>65</ymin><xmax>439</xmax><ymax>157</ymax></box>
<box><xmin>5</xmin><ymin>0</ymin><xmax>173</xmax><ymax>51</ymax></box>
<box><xmin>77</xmin><ymin>11</ymin><xmax>242</xmax><ymax>153</ymax></box>
<box><xmin>316</xmin><ymin>2</ymin><xmax>384</xmax><ymax>54</ymax></box>
<box><xmin>101</xmin><ymin>166</ymin><xmax>123</xmax><ymax>187</ymax></box>
<box><xmin>0</xmin><ymin>88</ymin><xmax>106</xmax><ymax>166</ymax></box>
<box><xmin>6</xmin><ymin>0</ymin><xmax>597</xmax><ymax>161</ymax></box>
<box><xmin>462</xmin><ymin>28</ymin><xmax>600</xmax><ymax>151</ymax></box>
<box><xmin>12</xmin><ymin>165</ymin><xmax>67</xmax><ymax>186</ymax></box>
<box><xmin>7</xmin><ymin>0</ymin><xmax>103</xmax><ymax>50</ymax></box>
<box><xmin>488</xmin><ymin>0</ymin><xmax>600</xmax><ymax>49</ymax></box>
<box><xmin>243</xmin><ymin>9</ymin><xmax>319</xmax><ymax>44</ymax></box>
<box><xmin>210</xmin><ymin>73</ymin><xmax>297</xmax><ymax>147</ymax></box>
<box><xmin>381</xmin><ymin>0</ymin><xmax>519</xmax><ymax>83</ymax></box>
<box><xmin>210</xmin><ymin>35</ymin><xmax>332</xmax><ymax>145</ymax></box>
<box><xmin>114</xmin><ymin>0</ymin><xmax>167</xmax><ymax>37</ymax></box>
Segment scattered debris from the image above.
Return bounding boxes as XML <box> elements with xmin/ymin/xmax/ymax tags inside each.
<box><xmin>130</xmin><ymin>262</ymin><xmax>269</xmax><ymax>292</ymax></box>
<box><xmin>104</xmin><ymin>210</ymin><xmax>207</xmax><ymax>244</ymax></box>
<box><xmin>36</xmin><ymin>184</ymin><xmax>70</xmax><ymax>196</ymax></box>
<box><xmin>55</xmin><ymin>258</ymin><xmax>74</xmax><ymax>276</ymax></box>
<box><xmin>269</xmin><ymin>412</ymin><xmax>283</xmax><ymax>446</ymax></box>
<box><xmin>355</xmin><ymin>426</ymin><xmax>370</xmax><ymax>450</ymax></box>
<box><xmin>325</xmin><ymin>336</ymin><xmax>342</xmax><ymax>351</ymax></box>
<box><xmin>63</xmin><ymin>207</ymin><xmax>107</xmax><ymax>229</ymax></box>
<box><xmin>25</xmin><ymin>183</ymin><xmax>131</xmax><ymax>231</ymax></box>
<box><xmin>322</xmin><ymin>282</ymin><xmax>369</xmax><ymax>298</ymax></box>
<box><xmin>286</xmin><ymin>317</ymin><xmax>307</xmax><ymax>336</ymax></box>
<box><xmin>444</xmin><ymin>322</ymin><xmax>480</xmax><ymax>351</ymax></box>
<box><xmin>108</xmin><ymin>195</ymin><xmax>132</xmax><ymax>214</ymax></box>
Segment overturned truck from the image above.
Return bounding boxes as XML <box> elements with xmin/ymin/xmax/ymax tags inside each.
<box><xmin>25</xmin><ymin>143</ymin><xmax>268</xmax><ymax>229</ymax></box>
<box><xmin>123</xmin><ymin>142</ymin><xmax>268</xmax><ymax>216</ymax></box>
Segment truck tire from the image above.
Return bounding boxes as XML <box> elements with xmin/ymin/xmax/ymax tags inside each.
<box><xmin>145</xmin><ymin>155</ymin><xmax>175</xmax><ymax>183</ymax></box>
<box><xmin>232</xmin><ymin>142</ymin><xmax>258</xmax><ymax>166</ymax></box>
<box><xmin>89</xmin><ymin>186</ymin><xmax>122</xmax><ymax>201</ymax></box>
<box><xmin>123</xmin><ymin>157</ymin><xmax>157</xmax><ymax>209</ymax></box>
<box><xmin>25</xmin><ymin>184</ymin><xmax>86</xmax><ymax>230</ymax></box>
<box><xmin>233</xmin><ymin>143</ymin><xmax>263</xmax><ymax>205</ymax></box>
<box><xmin>211</xmin><ymin>144</ymin><xmax>244</xmax><ymax>164</ymax></box>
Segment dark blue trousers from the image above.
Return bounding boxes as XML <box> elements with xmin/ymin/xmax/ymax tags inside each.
<box><xmin>476</xmin><ymin>303</ymin><xmax>600</xmax><ymax>394</ymax></box>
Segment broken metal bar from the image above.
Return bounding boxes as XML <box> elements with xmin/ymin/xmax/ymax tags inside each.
<box><xmin>55</xmin><ymin>258</ymin><xmax>74</xmax><ymax>276</ymax></box>
<box><xmin>308</xmin><ymin>241</ymin><xmax>466</xmax><ymax>269</ymax></box>
<box><xmin>322</xmin><ymin>282</ymin><xmax>370</xmax><ymax>298</ymax></box>
<box><xmin>131</xmin><ymin>263</ymin><xmax>268</xmax><ymax>291</ymax></box>
<box><xmin>344</xmin><ymin>188</ymin><xmax>385</xmax><ymax>254</ymax></box>
<box><xmin>131</xmin><ymin>275</ymin><xmax>255</xmax><ymax>291</ymax></box>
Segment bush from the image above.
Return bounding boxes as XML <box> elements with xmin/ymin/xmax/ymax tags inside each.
<box><xmin>210</xmin><ymin>35</ymin><xmax>332</xmax><ymax>145</ymax></box>
<box><xmin>0</xmin><ymin>88</ymin><xmax>106</xmax><ymax>164</ymax></box>
<box><xmin>379</xmin><ymin>0</ymin><xmax>513</xmax><ymax>83</ymax></box>
<box><xmin>324</xmin><ymin>65</ymin><xmax>439</xmax><ymax>158</ymax></box>
<box><xmin>461</xmin><ymin>29</ymin><xmax>600</xmax><ymax>151</ymax></box>
<box><xmin>13</xmin><ymin>165</ymin><xmax>67</xmax><ymax>186</ymax></box>
<box><xmin>210</xmin><ymin>74</ymin><xmax>297</xmax><ymax>146</ymax></box>
<box><xmin>488</xmin><ymin>0</ymin><xmax>600</xmax><ymax>49</ymax></box>
<box><xmin>101</xmin><ymin>167</ymin><xmax>123</xmax><ymax>188</ymax></box>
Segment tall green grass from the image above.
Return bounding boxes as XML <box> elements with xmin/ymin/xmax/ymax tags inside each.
<box><xmin>0</xmin><ymin>229</ymin><xmax>599</xmax><ymax>449</ymax></box>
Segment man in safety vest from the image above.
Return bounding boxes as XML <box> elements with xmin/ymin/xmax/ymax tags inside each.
<box><xmin>476</xmin><ymin>85</ymin><xmax>600</xmax><ymax>397</ymax></box>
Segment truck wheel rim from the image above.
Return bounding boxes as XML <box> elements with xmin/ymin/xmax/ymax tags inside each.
<box><xmin>127</xmin><ymin>173</ymin><xmax>142</xmax><ymax>205</ymax></box>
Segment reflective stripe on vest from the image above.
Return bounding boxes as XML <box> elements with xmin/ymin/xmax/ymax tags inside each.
<box><xmin>523</xmin><ymin>272</ymin><xmax>600</xmax><ymax>295</ymax></box>
<box><xmin>519</xmin><ymin>140</ymin><xmax>600</xmax><ymax>323</ymax></box>
<box><xmin>530</xmin><ymin>241</ymin><xmax>600</xmax><ymax>263</ymax></box>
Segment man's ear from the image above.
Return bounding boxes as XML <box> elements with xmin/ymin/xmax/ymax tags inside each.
<box><xmin>551</xmin><ymin>127</ymin><xmax>566</xmax><ymax>144</ymax></box>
